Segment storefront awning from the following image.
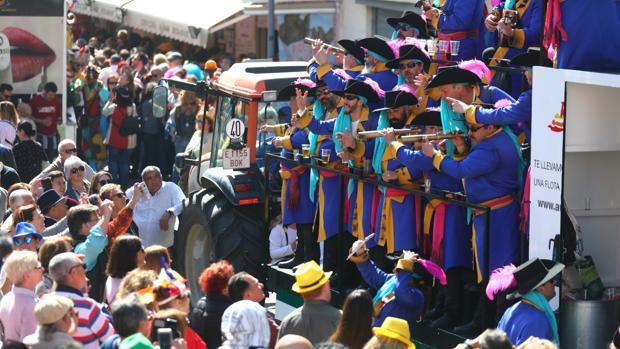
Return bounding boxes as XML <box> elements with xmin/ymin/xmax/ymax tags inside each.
<box><xmin>74</xmin><ymin>0</ymin><xmax>246</xmax><ymax>47</ymax></box>
<box><xmin>72</xmin><ymin>0</ymin><xmax>125</xmax><ymax>23</ymax></box>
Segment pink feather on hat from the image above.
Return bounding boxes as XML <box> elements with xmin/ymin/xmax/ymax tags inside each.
<box><xmin>494</xmin><ymin>98</ymin><xmax>513</xmax><ymax>108</ymax></box>
<box><xmin>363</xmin><ymin>78</ymin><xmax>385</xmax><ymax>99</ymax></box>
<box><xmin>294</xmin><ymin>78</ymin><xmax>316</xmax><ymax>89</ymax></box>
<box><xmin>387</xmin><ymin>39</ymin><xmax>405</xmax><ymax>58</ymax></box>
<box><xmin>419</xmin><ymin>259</ymin><xmax>447</xmax><ymax>286</ymax></box>
<box><xmin>486</xmin><ymin>264</ymin><xmax>517</xmax><ymax>300</ymax></box>
<box><xmin>458</xmin><ymin>59</ymin><xmax>492</xmax><ymax>83</ymax></box>
<box><xmin>393</xmin><ymin>84</ymin><xmax>417</xmax><ymax>96</ymax></box>
<box><xmin>333</xmin><ymin>69</ymin><xmax>353</xmax><ymax>81</ymax></box>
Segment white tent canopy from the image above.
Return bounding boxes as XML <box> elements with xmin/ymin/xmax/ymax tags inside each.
<box><xmin>73</xmin><ymin>0</ymin><xmax>246</xmax><ymax>47</ymax></box>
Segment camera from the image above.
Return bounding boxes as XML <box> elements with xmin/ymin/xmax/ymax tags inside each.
<box><xmin>150</xmin><ymin>317</ymin><xmax>180</xmax><ymax>342</ymax></box>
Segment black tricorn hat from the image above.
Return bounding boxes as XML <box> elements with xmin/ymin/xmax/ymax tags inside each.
<box><xmin>387</xmin><ymin>10</ymin><xmax>429</xmax><ymax>39</ymax></box>
<box><xmin>332</xmin><ymin>79</ymin><xmax>380</xmax><ymax>103</ymax></box>
<box><xmin>385</xmin><ymin>45</ymin><xmax>431</xmax><ymax>71</ymax></box>
<box><xmin>509</xmin><ymin>258</ymin><xmax>564</xmax><ymax>299</ymax></box>
<box><xmin>412</xmin><ymin>109</ymin><xmax>441</xmax><ymax>126</ymax></box>
<box><xmin>511</xmin><ymin>49</ymin><xmax>553</xmax><ymax>68</ymax></box>
<box><xmin>374</xmin><ymin>90</ymin><xmax>417</xmax><ymax>112</ymax></box>
<box><xmin>426</xmin><ymin>67</ymin><xmax>482</xmax><ymax>90</ymax></box>
<box><xmin>338</xmin><ymin>39</ymin><xmax>366</xmax><ymax>64</ymax></box>
<box><xmin>278</xmin><ymin>79</ymin><xmax>316</xmax><ymax>100</ymax></box>
<box><xmin>358</xmin><ymin>37</ymin><xmax>395</xmax><ymax>62</ymax></box>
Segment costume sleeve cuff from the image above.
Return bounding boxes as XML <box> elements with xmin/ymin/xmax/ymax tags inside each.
<box><xmin>395</xmin><ymin>258</ymin><xmax>414</xmax><ymax>272</ymax></box>
<box><xmin>465</xmin><ymin>106</ymin><xmax>478</xmax><ymax>124</ymax></box>
<box><xmin>511</xmin><ymin>29</ymin><xmax>525</xmax><ymax>49</ymax></box>
<box><xmin>282</xmin><ymin>136</ymin><xmax>293</xmax><ymax>151</ymax></box>
<box><xmin>349</xmin><ymin>251</ymin><xmax>370</xmax><ymax>263</ymax></box>
<box><xmin>316</xmin><ymin>64</ymin><xmax>333</xmax><ymax>80</ymax></box>
<box><xmin>432</xmin><ymin>151</ymin><xmax>445</xmax><ymax>171</ymax></box>
<box><xmin>387</xmin><ymin>141</ymin><xmax>404</xmax><ymax>159</ymax></box>
<box><xmin>297</xmin><ymin>109</ymin><xmax>313</xmax><ymax>129</ymax></box>
<box><xmin>274</xmin><ymin>124</ymin><xmax>288</xmax><ymax>137</ymax></box>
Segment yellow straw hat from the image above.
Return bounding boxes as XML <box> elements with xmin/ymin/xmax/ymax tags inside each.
<box><xmin>373</xmin><ymin>317</ymin><xmax>416</xmax><ymax>349</ymax></box>
<box><xmin>291</xmin><ymin>260</ymin><xmax>332</xmax><ymax>293</ymax></box>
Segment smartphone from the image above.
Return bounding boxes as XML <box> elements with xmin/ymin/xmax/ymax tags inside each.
<box><xmin>41</xmin><ymin>177</ymin><xmax>53</xmax><ymax>192</ymax></box>
<box><xmin>157</xmin><ymin>328</ymin><xmax>173</xmax><ymax>349</ymax></box>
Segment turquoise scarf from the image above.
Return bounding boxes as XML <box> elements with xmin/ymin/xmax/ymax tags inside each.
<box><xmin>522</xmin><ymin>291</ymin><xmax>559</xmax><ymax>345</ymax></box>
<box><xmin>439</xmin><ymin>99</ymin><xmax>469</xmax><ymax>156</ymax></box>
<box><xmin>333</xmin><ymin>107</ymin><xmax>356</xmax><ymax>198</ymax></box>
<box><xmin>309</xmin><ymin>100</ymin><xmax>325</xmax><ymax>202</ymax></box>
<box><xmin>372</xmin><ymin>111</ymin><xmax>389</xmax><ymax>194</ymax></box>
<box><xmin>372</xmin><ymin>274</ymin><xmax>397</xmax><ymax>306</ymax></box>
<box><xmin>502</xmin><ymin>127</ymin><xmax>525</xmax><ymax>199</ymax></box>
<box><xmin>504</xmin><ymin>0</ymin><xmax>516</xmax><ymax>9</ymax></box>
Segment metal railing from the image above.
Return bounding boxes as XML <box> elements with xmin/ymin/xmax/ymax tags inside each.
<box><xmin>263</xmin><ymin>151</ymin><xmax>493</xmax><ymax>286</ymax></box>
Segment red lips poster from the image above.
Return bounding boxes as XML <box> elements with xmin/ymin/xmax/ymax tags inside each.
<box><xmin>0</xmin><ymin>0</ymin><xmax>64</xmax><ymax>94</ymax></box>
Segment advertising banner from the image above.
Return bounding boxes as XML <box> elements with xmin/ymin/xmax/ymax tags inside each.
<box><xmin>0</xmin><ymin>0</ymin><xmax>65</xmax><ymax>95</ymax></box>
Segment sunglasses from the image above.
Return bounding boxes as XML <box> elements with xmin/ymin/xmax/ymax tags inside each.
<box><xmin>13</xmin><ymin>235</ymin><xmax>41</xmax><ymax>246</ymax></box>
<box><xmin>64</xmin><ymin>148</ymin><xmax>77</xmax><ymax>154</ymax></box>
<box><xmin>398</xmin><ymin>23</ymin><xmax>412</xmax><ymax>31</ymax></box>
<box><xmin>71</xmin><ymin>166</ymin><xmax>85</xmax><ymax>174</ymax></box>
<box><xmin>344</xmin><ymin>95</ymin><xmax>359</xmax><ymax>101</ymax></box>
<box><xmin>113</xmin><ymin>192</ymin><xmax>126</xmax><ymax>199</ymax></box>
<box><xmin>315</xmin><ymin>89</ymin><xmax>331</xmax><ymax>97</ymax></box>
<box><xmin>399</xmin><ymin>61</ymin><xmax>422</xmax><ymax>70</ymax></box>
<box><xmin>99</xmin><ymin>179</ymin><xmax>111</xmax><ymax>186</ymax></box>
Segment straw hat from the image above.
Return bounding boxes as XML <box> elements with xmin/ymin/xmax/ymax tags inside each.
<box><xmin>373</xmin><ymin>317</ymin><xmax>416</xmax><ymax>349</ymax></box>
<box><xmin>291</xmin><ymin>260</ymin><xmax>332</xmax><ymax>293</ymax></box>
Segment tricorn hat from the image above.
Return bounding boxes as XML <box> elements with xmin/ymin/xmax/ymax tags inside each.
<box><xmin>374</xmin><ymin>90</ymin><xmax>417</xmax><ymax>112</ymax></box>
<box><xmin>332</xmin><ymin>79</ymin><xmax>381</xmax><ymax>103</ymax></box>
<box><xmin>385</xmin><ymin>44</ymin><xmax>431</xmax><ymax>71</ymax></box>
<box><xmin>387</xmin><ymin>10</ymin><xmax>429</xmax><ymax>39</ymax></box>
<box><xmin>509</xmin><ymin>258</ymin><xmax>564</xmax><ymax>299</ymax></box>
<box><xmin>411</xmin><ymin>108</ymin><xmax>441</xmax><ymax>127</ymax></box>
<box><xmin>278</xmin><ymin>78</ymin><xmax>317</xmax><ymax>100</ymax></box>
<box><xmin>338</xmin><ymin>39</ymin><xmax>366</xmax><ymax>64</ymax></box>
<box><xmin>426</xmin><ymin>67</ymin><xmax>482</xmax><ymax>90</ymax></box>
<box><xmin>358</xmin><ymin>37</ymin><xmax>396</xmax><ymax>62</ymax></box>
<box><xmin>511</xmin><ymin>49</ymin><xmax>553</xmax><ymax>68</ymax></box>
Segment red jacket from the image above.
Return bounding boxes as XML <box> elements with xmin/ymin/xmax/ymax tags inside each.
<box><xmin>30</xmin><ymin>95</ymin><xmax>61</xmax><ymax>135</ymax></box>
<box><xmin>108</xmin><ymin>106</ymin><xmax>131</xmax><ymax>149</ymax></box>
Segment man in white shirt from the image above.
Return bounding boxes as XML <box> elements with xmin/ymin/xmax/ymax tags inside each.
<box><xmin>126</xmin><ymin>166</ymin><xmax>185</xmax><ymax>248</ymax></box>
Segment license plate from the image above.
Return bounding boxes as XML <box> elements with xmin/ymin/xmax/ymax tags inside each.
<box><xmin>223</xmin><ymin>147</ymin><xmax>250</xmax><ymax>169</ymax></box>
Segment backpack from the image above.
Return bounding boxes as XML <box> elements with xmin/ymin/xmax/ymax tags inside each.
<box><xmin>119</xmin><ymin>105</ymin><xmax>140</xmax><ymax>136</ymax></box>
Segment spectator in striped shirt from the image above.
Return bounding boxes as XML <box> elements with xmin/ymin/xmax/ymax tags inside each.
<box><xmin>49</xmin><ymin>252</ymin><xmax>115</xmax><ymax>348</ymax></box>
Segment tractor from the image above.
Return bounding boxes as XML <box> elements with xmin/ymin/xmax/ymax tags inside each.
<box><xmin>153</xmin><ymin>61</ymin><xmax>308</xmax><ymax>302</ymax></box>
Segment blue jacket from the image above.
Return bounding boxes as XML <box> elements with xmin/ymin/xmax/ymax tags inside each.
<box><xmin>498</xmin><ymin>301</ymin><xmax>553</xmax><ymax>345</ymax></box>
<box><xmin>356</xmin><ymin>259</ymin><xmax>424</xmax><ymax>335</ymax></box>
<box><xmin>473</xmin><ymin>89</ymin><xmax>532</xmax><ymax>143</ymax></box>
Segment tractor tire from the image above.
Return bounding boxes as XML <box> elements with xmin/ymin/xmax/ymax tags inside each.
<box><xmin>175</xmin><ymin>188</ymin><xmax>268</xmax><ymax>304</ymax></box>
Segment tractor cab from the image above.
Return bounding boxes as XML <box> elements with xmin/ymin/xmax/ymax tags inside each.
<box><xmin>152</xmin><ymin>61</ymin><xmax>308</xmax><ymax>303</ymax></box>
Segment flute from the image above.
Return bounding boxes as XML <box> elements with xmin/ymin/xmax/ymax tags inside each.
<box><xmin>304</xmin><ymin>38</ymin><xmax>346</xmax><ymax>55</ymax></box>
<box><xmin>358</xmin><ymin>128</ymin><xmax>421</xmax><ymax>140</ymax></box>
<box><xmin>400</xmin><ymin>131</ymin><xmax>465</xmax><ymax>143</ymax></box>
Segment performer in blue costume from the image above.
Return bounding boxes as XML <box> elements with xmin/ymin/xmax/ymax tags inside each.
<box><xmin>268</xmin><ymin>79</ymin><xmax>319</xmax><ymax>267</ymax></box>
<box><xmin>294</xmin><ymin>80</ymin><xmax>380</xmax><ymax>284</ymax></box>
<box><xmin>453</xmin><ymin>50</ymin><xmax>552</xmax><ymax>145</ymax></box>
<box><xmin>386</xmin><ymin>10</ymin><xmax>430</xmax><ymax>40</ymax></box>
<box><xmin>425</xmin><ymin>0</ymin><xmax>485</xmax><ymax>60</ymax></box>
<box><xmin>384</xmin><ymin>110</ymin><xmax>473</xmax><ymax>329</ymax></box>
<box><xmin>546</xmin><ymin>0</ymin><xmax>620</xmax><ymax>71</ymax></box>
<box><xmin>485</xmin><ymin>258</ymin><xmax>564</xmax><ymax>346</ymax></box>
<box><xmin>313</xmin><ymin>37</ymin><xmax>398</xmax><ymax>93</ymax></box>
<box><xmin>372</xmin><ymin>88</ymin><xmax>423</xmax><ymax>254</ymax></box>
<box><xmin>483</xmin><ymin>0</ymin><xmax>542</xmax><ymax>97</ymax></box>
<box><xmin>308</xmin><ymin>39</ymin><xmax>364</xmax><ymax>85</ymax></box>
<box><xmin>385</xmin><ymin>44</ymin><xmax>434</xmax><ymax>115</ymax></box>
<box><xmin>349</xmin><ymin>246</ymin><xmax>446</xmax><ymax>334</ymax></box>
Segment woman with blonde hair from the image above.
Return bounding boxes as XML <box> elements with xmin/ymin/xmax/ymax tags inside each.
<box><xmin>0</xmin><ymin>101</ymin><xmax>18</xmax><ymax>148</ymax></box>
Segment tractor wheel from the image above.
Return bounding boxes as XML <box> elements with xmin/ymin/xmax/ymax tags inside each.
<box><xmin>175</xmin><ymin>188</ymin><xmax>268</xmax><ymax>304</ymax></box>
